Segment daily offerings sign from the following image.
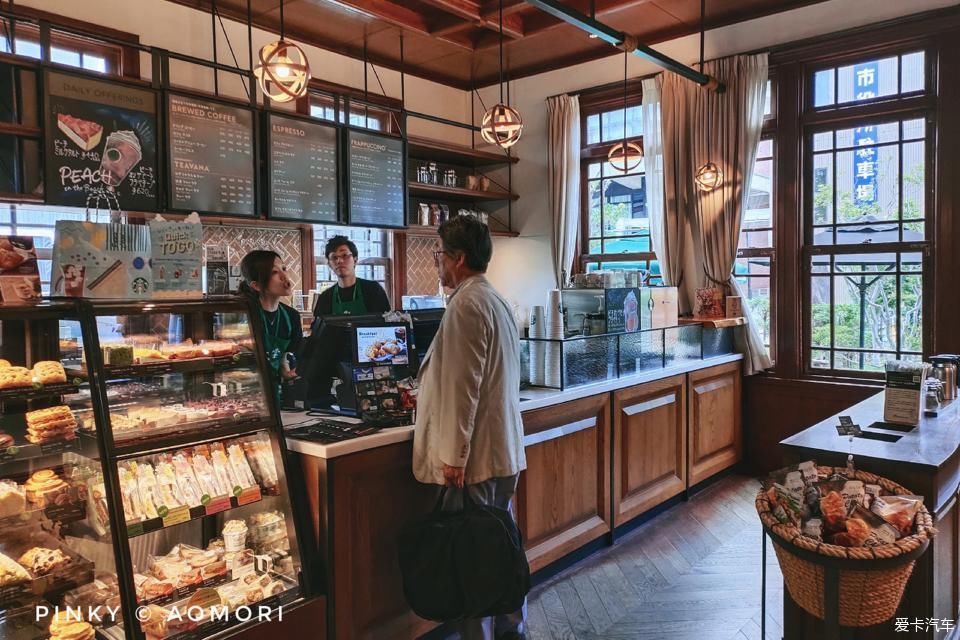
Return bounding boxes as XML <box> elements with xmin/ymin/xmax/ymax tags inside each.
<box><xmin>44</xmin><ymin>71</ymin><xmax>159</xmax><ymax>211</ymax></box>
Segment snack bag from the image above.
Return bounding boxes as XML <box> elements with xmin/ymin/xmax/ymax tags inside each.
<box><xmin>819</xmin><ymin>490</ymin><xmax>848</xmax><ymax>531</ymax></box>
<box><xmin>871</xmin><ymin>495</ymin><xmax>923</xmax><ymax>537</ymax></box>
<box><xmin>767</xmin><ymin>483</ymin><xmax>803</xmax><ymax>526</ymax></box>
<box><xmin>851</xmin><ymin>505</ymin><xmax>901</xmax><ymax>547</ymax></box>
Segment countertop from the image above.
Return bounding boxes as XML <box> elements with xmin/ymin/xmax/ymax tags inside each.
<box><xmin>284</xmin><ymin>353</ymin><xmax>743</xmax><ymax>460</ymax></box>
<box><xmin>781</xmin><ymin>391</ymin><xmax>960</xmax><ymax>470</ymax></box>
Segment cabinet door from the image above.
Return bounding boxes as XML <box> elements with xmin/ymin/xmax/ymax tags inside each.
<box><xmin>688</xmin><ymin>361</ymin><xmax>742</xmax><ymax>486</ymax></box>
<box><xmin>516</xmin><ymin>393</ymin><xmax>611</xmax><ymax>572</ymax></box>
<box><xmin>613</xmin><ymin>374</ymin><xmax>687</xmax><ymax>525</ymax></box>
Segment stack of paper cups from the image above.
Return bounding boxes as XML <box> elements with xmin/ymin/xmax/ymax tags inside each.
<box><xmin>529</xmin><ymin>306</ymin><xmax>545</xmax><ymax>387</ymax></box>
<box><xmin>545</xmin><ymin>290</ymin><xmax>564</xmax><ymax>388</ymax></box>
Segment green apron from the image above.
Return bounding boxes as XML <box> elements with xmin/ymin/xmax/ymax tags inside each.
<box><xmin>332</xmin><ymin>282</ymin><xmax>368</xmax><ymax>315</ymax></box>
<box><xmin>260</xmin><ymin>306</ymin><xmax>292</xmax><ymax>404</ymax></box>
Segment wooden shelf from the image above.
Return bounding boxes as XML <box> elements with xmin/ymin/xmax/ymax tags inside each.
<box><xmin>407</xmin><ymin>135</ymin><xmax>517</xmax><ymax>167</ymax></box>
<box><xmin>679</xmin><ymin>317</ymin><xmax>747</xmax><ymax>329</ymax></box>
<box><xmin>402</xmin><ymin>224</ymin><xmax>518</xmax><ymax>238</ymax></box>
<box><xmin>408</xmin><ymin>182</ymin><xmax>518</xmax><ymax>201</ymax></box>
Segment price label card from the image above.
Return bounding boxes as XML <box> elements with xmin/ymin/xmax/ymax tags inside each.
<box><xmin>127</xmin><ymin>521</ymin><xmax>144</xmax><ymax>538</ymax></box>
<box><xmin>236</xmin><ymin>486</ymin><xmax>262</xmax><ymax>506</ymax></box>
<box><xmin>205</xmin><ymin>495</ymin><xmax>231</xmax><ymax>516</ymax></box>
<box><xmin>162</xmin><ymin>505</ymin><xmax>191</xmax><ymax>528</ymax></box>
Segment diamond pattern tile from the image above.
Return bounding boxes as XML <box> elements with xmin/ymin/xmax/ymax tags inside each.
<box><xmin>407</xmin><ymin>235</ymin><xmax>439</xmax><ymax>296</ymax></box>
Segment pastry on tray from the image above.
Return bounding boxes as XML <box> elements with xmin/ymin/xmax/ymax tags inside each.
<box><xmin>0</xmin><ymin>358</ymin><xmax>10</xmax><ymax>368</ymax></box>
<box><xmin>32</xmin><ymin>360</ymin><xmax>67</xmax><ymax>385</ymax></box>
<box><xmin>0</xmin><ymin>366</ymin><xmax>33</xmax><ymax>389</ymax></box>
<box><xmin>18</xmin><ymin>546</ymin><xmax>71</xmax><ymax>576</ymax></box>
<box><xmin>49</xmin><ymin>609</ymin><xmax>96</xmax><ymax>640</ymax></box>
<box><xmin>161</xmin><ymin>342</ymin><xmax>202</xmax><ymax>360</ymax></box>
<box><xmin>0</xmin><ymin>479</ymin><xmax>26</xmax><ymax>518</ymax></box>
<box><xmin>133</xmin><ymin>347</ymin><xmax>167</xmax><ymax>363</ymax></box>
<box><xmin>0</xmin><ymin>551</ymin><xmax>30</xmax><ymax>586</ymax></box>
<box><xmin>24</xmin><ymin>469</ymin><xmax>70</xmax><ymax>508</ymax></box>
<box><xmin>25</xmin><ymin>405</ymin><xmax>78</xmax><ymax>444</ymax></box>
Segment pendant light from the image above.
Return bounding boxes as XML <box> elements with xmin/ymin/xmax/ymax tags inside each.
<box><xmin>607</xmin><ymin>46</ymin><xmax>643</xmax><ymax>172</ymax></box>
<box><xmin>694</xmin><ymin>0</ymin><xmax>723</xmax><ymax>192</ymax></box>
<box><xmin>480</xmin><ymin>0</ymin><xmax>523</xmax><ymax>149</ymax></box>
<box><xmin>254</xmin><ymin>0</ymin><xmax>310</xmax><ymax>103</ymax></box>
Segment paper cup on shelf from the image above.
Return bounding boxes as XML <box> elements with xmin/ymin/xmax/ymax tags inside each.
<box><xmin>529</xmin><ymin>306</ymin><xmax>545</xmax><ymax>338</ymax></box>
<box><xmin>546</xmin><ymin>289</ymin><xmax>562</xmax><ymax>321</ymax></box>
<box><xmin>223</xmin><ymin>519</ymin><xmax>248</xmax><ymax>553</ymax></box>
<box><xmin>545</xmin><ymin>342</ymin><xmax>563</xmax><ymax>388</ymax></box>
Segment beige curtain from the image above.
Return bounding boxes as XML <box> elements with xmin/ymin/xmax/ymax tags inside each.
<box><xmin>660</xmin><ymin>53</ymin><xmax>772</xmax><ymax>374</ymax></box>
<box><xmin>547</xmin><ymin>94</ymin><xmax>581</xmax><ymax>288</ymax></box>
<box><xmin>642</xmin><ymin>77</ymin><xmax>672</xmax><ymax>286</ymax></box>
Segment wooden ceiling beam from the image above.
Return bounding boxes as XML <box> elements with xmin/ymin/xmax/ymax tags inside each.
<box><xmin>424</xmin><ymin>0</ymin><xmax>525</xmax><ymax>40</ymax></box>
<box><xmin>322</xmin><ymin>0</ymin><xmax>476</xmax><ymax>50</ymax></box>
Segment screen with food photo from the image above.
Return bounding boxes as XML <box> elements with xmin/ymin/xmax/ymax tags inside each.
<box><xmin>355</xmin><ymin>325</ymin><xmax>408</xmax><ymax>365</ymax></box>
<box><xmin>0</xmin><ymin>237</ymin><xmax>42</xmax><ymax>304</ymax></box>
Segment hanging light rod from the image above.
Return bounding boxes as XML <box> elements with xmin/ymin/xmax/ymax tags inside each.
<box><xmin>523</xmin><ymin>0</ymin><xmax>723</xmax><ymax>91</ymax></box>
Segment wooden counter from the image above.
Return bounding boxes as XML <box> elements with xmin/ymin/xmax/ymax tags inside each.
<box><xmin>290</xmin><ymin>355</ymin><xmax>744</xmax><ymax>640</ymax></box>
<box><xmin>780</xmin><ymin>393</ymin><xmax>960</xmax><ymax>640</ymax></box>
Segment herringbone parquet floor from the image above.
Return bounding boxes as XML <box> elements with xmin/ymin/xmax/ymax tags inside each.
<box><xmin>524</xmin><ymin>475</ymin><xmax>783</xmax><ymax>640</ymax></box>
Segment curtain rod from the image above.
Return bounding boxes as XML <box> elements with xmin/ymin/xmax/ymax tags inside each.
<box><xmin>545</xmin><ymin>69</ymin><xmax>659</xmax><ymax>102</ymax></box>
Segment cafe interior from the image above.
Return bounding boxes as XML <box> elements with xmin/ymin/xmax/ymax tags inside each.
<box><xmin>1</xmin><ymin>0</ymin><xmax>959</xmax><ymax>639</ymax></box>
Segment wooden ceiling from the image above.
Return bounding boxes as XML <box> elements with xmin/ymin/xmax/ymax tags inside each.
<box><xmin>176</xmin><ymin>0</ymin><xmax>831</xmax><ymax>89</ymax></box>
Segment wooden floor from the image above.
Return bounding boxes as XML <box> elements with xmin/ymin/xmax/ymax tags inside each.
<box><xmin>521</xmin><ymin>475</ymin><xmax>784</xmax><ymax>640</ymax></box>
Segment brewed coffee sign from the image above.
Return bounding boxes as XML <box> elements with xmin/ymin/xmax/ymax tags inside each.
<box><xmin>167</xmin><ymin>95</ymin><xmax>256</xmax><ymax>216</ymax></box>
<box><xmin>347</xmin><ymin>130</ymin><xmax>405</xmax><ymax>228</ymax></box>
<box><xmin>268</xmin><ymin>114</ymin><xmax>338</xmax><ymax>222</ymax></box>
<box><xmin>44</xmin><ymin>71</ymin><xmax>159</xmax><ymax>210</ymax></box>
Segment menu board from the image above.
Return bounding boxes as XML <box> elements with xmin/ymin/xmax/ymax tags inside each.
<box><xmin>167</xmin><ymin>94</ymin><xmax>256</xmax><ymax>215</ymax></box>
<box><xmin>44</xmin><ymin>71</ymin><xmax>159</xmax><ymax>211</ymax></box>
<box><xmin>268</xmin><ymin>114</ymin><xmax>338</xmax><ymax>222</ymax></box>
<box><xmin>346</xmin><ymin>130</ymin><xmax>405</xmax><ymax>228</ymax></box>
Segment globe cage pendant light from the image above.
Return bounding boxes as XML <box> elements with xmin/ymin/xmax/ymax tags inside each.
<box><xmin>694</xmin><ymin>0</ymin><xmax>723</xmax><ymax>192</ymax></box>
<box><xmin>480</xmin><ymin>0</ymin><xmax>523</xmax><ymax>149</ymax></box>
<box><xmin>607</xmin><ymin>47</ymin><xmax>643</xmax><ymax>173</ymax></box>
<box><xmin>254</xmin><ymin>0</ymin><xmax>311</xmax><ymax>103</ymax></box>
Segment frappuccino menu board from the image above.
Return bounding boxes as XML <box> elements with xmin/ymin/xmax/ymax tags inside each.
<box><xmin>347</xmin><ymin>130</ymin><xmax>405</xmax><ymax>227</ymax></box>
<box><xmin>269</xmin><ymin>114</ymin><xmax>338</xmax><ymax>222</ymax></box>
<box><xmin>167</xmin><ymin>94</ymin><xmax>256</xmax><ymax>215</ymax></box>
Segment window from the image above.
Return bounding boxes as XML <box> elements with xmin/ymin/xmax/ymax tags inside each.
<box><xmin>313</xmin><ymin>225</ymin><xmax>393</xmax><ymax>301</ymax></box>
<box><xmin>803</xmin><ymin>51</ymin><xmax>930</xmax><ymax>376</ymax></box>
<box><xmin>0</xmin><ymin>22</ymin><xmax>121</xmax><ymax>75</ymax></box>
<box><xmin>736</xmin><ymin>137</ymin><xmax>775</xmax><ymax>357</ymax></box>
<box><xmin>578</xmin><ymin>95</ymin><xmax>659</xmax><ymax>282</ymax></box>
<box><xmin>307</xmin><ymin>92</ymin><xmax>397</xmax><ymax>134</ymax></box>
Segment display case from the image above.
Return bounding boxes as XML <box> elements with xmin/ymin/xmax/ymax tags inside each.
<box><xmin>560</xmin><ymin>286</ymin><xmax>679</xmax><ymax>337</ymax></box>
<box><xmin>521</xmin><ymin>323</ymin><xmax>733</xmax><ymax>390</ymax></box>
<box><xmin>0</xmin><ymin>300</ymin><xmax>120</xmax><ymax>640</ymax></box>
<box><xmin>0</xmin><ymin>297</ymin><xmax>312</xmax><ymax>640</ymax></box>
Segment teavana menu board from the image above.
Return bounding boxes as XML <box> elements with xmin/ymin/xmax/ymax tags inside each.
<box><xmin>268</xmin><ymin>113</ymin><xmax>338</xmax><ymax>222</ymax></box>
<box><xmin>346</xmin><ymin>130</ymin><xmax>405</xmax><ymax>228</ymax></box>
<box><xmin>167</xmin><ymin>94</ymin><xmax>256</xmax><ymax>216</ymax></box>
<box><xmin>44</xmin><ymin>71</ymin><xmax>159</xmax><ymax>210</ymax></box>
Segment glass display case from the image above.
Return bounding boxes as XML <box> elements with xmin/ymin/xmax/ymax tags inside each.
<box><xmin>521</xmin><ymin>323</ymin><xmax>733</xmax><ymax>390</ymax></box>
<box><xmin>0</xmin><ymin>300</ymin><xmax>121</xmax><ymax>640</ymax></box>
<box><xmin>0</xmin><ymin>298</ymin><xmax>311</xmax><ymax>640</ymax></box>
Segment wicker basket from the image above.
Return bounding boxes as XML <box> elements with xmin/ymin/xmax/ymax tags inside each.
<box><xmin>756</xmin><ymin>465</ymin><xmax>936</xmax><ymax>628</ymax></box>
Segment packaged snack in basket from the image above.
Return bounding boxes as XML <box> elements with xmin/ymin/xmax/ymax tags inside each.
<box><xmin>864</xmin><ymin>484</ymin><xmax>882</xmax><ymax>509</ymax></box>
<box><xmin>840</xmin><ymin>480</ymin><xmax>866</xmax><ymax>511</ymax></box>
<box><xmin>801</xmin><ymin>517</ymin><xmax>823</xmax><ymax>542</ymax></box>
<box><xmin>851</xmin><ymin>505</ymin><xmax>901</xmax><ymax>546</ymax></box>
<box><xmin>819</xmin><ymin>490</ymin><xmax>848</xmax><ymax>531</ymax></box>
<box><xmin>829</xmin><ymin>515</ymin><xmax>871</xmax><ymax>547</ymax></box>
<box><xmin>871</xmin><ymin>494</ymin><xmax>923</xmax><ymax>536</ymax></box>
<box><xmin>766</xmin><ymin>483</ymin><xmax>803</xmax><ymax>526</ymax></box>
<box><xmin>763</xmin><ymin>460</ymin><xmax>818</xmax><ymax>500</ymax></box>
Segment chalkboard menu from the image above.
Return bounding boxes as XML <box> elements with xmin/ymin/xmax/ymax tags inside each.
<box><xmin>268</xmin><ymin>113</ymin><xmax>338</xmax><ymax>222</ymax></box>
<box><xmin>167</xmin><ymin>94</ymin><xmax>256</xmax><ymax>216</ymax></box>
<box><xmin>346</xmin><ymin>130</ymin><xmax>405</xmax><ymax>228</ymax></box>
<box><xmin>44</xmin><ymin>71</ymin><xmax>159</xmax><ymax>210</ymax></box>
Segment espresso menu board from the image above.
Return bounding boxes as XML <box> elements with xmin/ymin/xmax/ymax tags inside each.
<box><xmin>44</xmin><ymin>71</ymin><xmax>159</xmax><ymax>210</ymax></box>
<box><xmin>347</xmin><ymin>130</ymin><xmax>405</xmax><ymax>228</ymax></box>
<box><xmin>167</xmin><ymin>94</ymin><xmax>256</xmax><ymax>216</ymax></box>
<box><xmin>269</xmin><ymin>114</ymin><xmax>338</xmax><ymax>222</ymax></box>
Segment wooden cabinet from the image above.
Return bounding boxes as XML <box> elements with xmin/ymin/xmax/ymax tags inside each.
<box><xmin>688</xmin><ymin>361</ymin><xmax>742</xmax><ymax>486</ymax></box>
<box><xmin>516</xmin><ymin>393</ymin><xmax>612</xmax><ymax>572</ymax></box>
<box><xmin>612</xmin><ymin>374</ymin><xmax>687</xmax><ymax>525</ymax></box>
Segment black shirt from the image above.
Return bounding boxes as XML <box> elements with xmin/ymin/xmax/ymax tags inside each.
<box><xmin>261</xmin><ymin>302</ymin><xmax>303</xmax><ymax>355</ymax></box>
<box><xmin>312</xmin><ymin>278</ymin><xmax>391</xmax><ymax>317</ymax></box>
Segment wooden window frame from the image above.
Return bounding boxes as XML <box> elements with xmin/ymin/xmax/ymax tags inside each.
<box><xmin>297</xmin><ymin>79</ymin><xmax>403</xmax><ymax>136</ymax></box>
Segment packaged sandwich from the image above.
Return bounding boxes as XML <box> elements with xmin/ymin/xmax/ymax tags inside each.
<box><xmin>171</xmin><ymin>453</ymin><xmax>202</xmax><ymax>506</ymax></box>
<box><xmin>227</xmin><ymin>443</ymin><xmax>257</xmax><ymax>488</ymax></box>
<box><xmin>155</xmin><ymin>457</ymin><xmax>184</xmax><ymax>510</ymax></box>
<box><xmin>135</xmin><ymin>462</ymin><xmax>160</xmax><ymax>519</ymax></box>
<box><xmin>871</xmin><ymin>495</ymin><xmax>923</xmax><ymax>537</ymax></box>
<box><xmin>191</xmin><ymin>447</ymin><xmax>223</xmax><ymax>498</ymax></box>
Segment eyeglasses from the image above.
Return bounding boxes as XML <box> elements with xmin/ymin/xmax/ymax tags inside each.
<box><xmin>432</xmin><ymin>249</ymin><xmax>449</xmax><ymax>263</ymax></box>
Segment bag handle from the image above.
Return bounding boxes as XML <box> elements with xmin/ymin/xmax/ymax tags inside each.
<box><xmin>432</xmin><ymin>486</ymin><xmax>479</xmax><ymax>512</ymax></box>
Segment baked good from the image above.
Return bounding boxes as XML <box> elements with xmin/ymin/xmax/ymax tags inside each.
<box><xmin>0</xmin><ymin>366</ymin><xmax>33</xmax><ymax>389</ymax></box>
<box><xmin>128</xmin><ymin>407</ymin><xmax>179</xmax><ymax>430</ymax></box>
<box><xmin>0</xmin><ymin>551</ymin><xmax>30</xmax><ymax>586</ymax></box>
<box><xmin>110</xmin><ymin>414</ymin><xmax>139</xmax><ymax>432</ymax></box>
<box><xmin>162</xmin><ymin>342</ymin><xmax>201</xmax><ymax>360</ymax></box>
<box><xmin>18</xmin><ymin>546</ymin><xmax>71</xmax><ymax>576</ymax></box>
<box><xmin>48</xmin><ymin>609</ymin><xmax>96</xmax><ymax>640</ymax></box>
<box><xmin>133</xmin><ymin>347</ymin><xmax>166</xmax><ymax>363</ymax></box>
<box><xmin>0</xmin><ymin>359</ymin><xmax>10</xmax><ymax>368</ymax></box>
<box><xmin>25</xmin><ymin>405</ymin><xmax>78</xmax><ymax>444</ymax></box>
<box><xmin>102</xmin><ymin>345</ymin><xmax>134</xmax><ymax>367</ymax></box>
<box><xmin>0</xmin><ymin>480</ymin><xmax>26</xmax><ymax>518</ymax></box>
<box><xmin>57</xmin><ymin>113</ymin><xmax>103</xmax><ymax>152</ymax></box>
<box><xmin>0</xmin><ymin>431</ymin><xmax>13</xmax><ymax>449</ymax></box>
<box><xmin>24</xmin><ymin>469</ymin><xmax>69</xmax><ymax>507</ymax></box>
<box><xmin>200</xmin><ymin>341</ymin><xmax>239</xmax><ymax>357</ymax></box>
<box><xmin>32</xmin><ymin>360</ymin><xmax>67</xmax><ymax>385</ymax></box>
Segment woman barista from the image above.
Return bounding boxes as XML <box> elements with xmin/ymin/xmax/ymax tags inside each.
<box><xmin>238</xmin><ymin>250</ymin><xmax>303</xmax><ymax>403</ymax></box>
<box><xmin>312</xmin><ymin>236</ymin><xmax>391</xmax><ymax>316</ymax></box>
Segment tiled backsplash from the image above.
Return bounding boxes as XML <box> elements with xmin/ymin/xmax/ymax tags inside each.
<box><xmin>202</xmin><ymin>225</ymin><xmax>304</xmax><ymax>295</ymax></box>
<box><xmin>406</xmin><ymin>235</ymin><xmax>439</xmax><ymax>296</ymax></box>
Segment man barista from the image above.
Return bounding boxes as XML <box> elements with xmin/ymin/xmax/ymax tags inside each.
<box><xmin>312</xmin><ymin>236</ymin><xmax>391</xmax><ymax>316</ymax></box>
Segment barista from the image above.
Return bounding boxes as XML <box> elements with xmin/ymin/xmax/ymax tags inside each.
<box><xmin>312</xmin><ymin>236</ymin><xmax>391</xmax><ymax>316</ymax></box>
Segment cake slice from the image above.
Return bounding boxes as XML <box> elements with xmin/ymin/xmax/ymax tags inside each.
<box><xmin>57</xmin><ymin>113</ymin><xmax>103</xmax><ymax>152</ymax></box>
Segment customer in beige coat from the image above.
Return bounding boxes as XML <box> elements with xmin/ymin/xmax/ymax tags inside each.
<box><xmin>412</xmin><ymin>215</ymin><xmax>527</xmax><ymax>640</ymax></box>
